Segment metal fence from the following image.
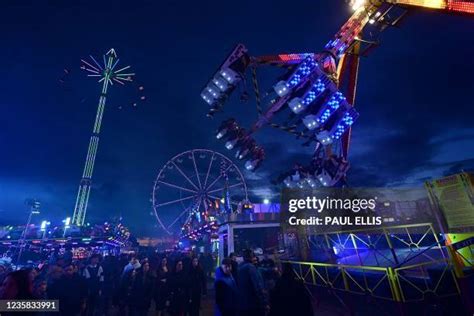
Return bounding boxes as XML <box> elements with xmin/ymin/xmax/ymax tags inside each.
<box><xmin>283</xmin><ymin>223</ymin><xmax>462</xmax><ymax>302</ymax></box>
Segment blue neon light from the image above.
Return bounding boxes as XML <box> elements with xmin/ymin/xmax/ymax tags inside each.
<box><xmin>329</xmin><ymin>108</ymin><xmax>359</xmax><ymax>140</ymax></box>
<box><xmin>325</xmin><ymin>38</ymin><xmax>348</xmax><ymax>56</ymax></box>
<box><xmin>325</xmin><ymin>38</ymin><xmax>340</xmax><ymax>49</ymax></box>
<box><xmin>301</xmin><ymin>76</ymin><xmax>331</xmax><ymax>106</ymax></box>
<box><xmin>314</xmin><ymin>92</ymin><xmax>346</xmax><ymax>125</ymax></box>
<box><xmin>286</xmin><ymin>56</ymin><xmax>318</xmax><ymax>89</ymax></box>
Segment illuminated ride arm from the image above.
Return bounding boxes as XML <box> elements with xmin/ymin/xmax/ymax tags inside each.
<box><xmin>386</xmin><ymin>0</ymin><xmax>474</xmax><ymax>14</ymax></box>
<box><xmin>199</xmin><ymin>0</ymin><xmax>473</xmax><ymax>175</ymax></box>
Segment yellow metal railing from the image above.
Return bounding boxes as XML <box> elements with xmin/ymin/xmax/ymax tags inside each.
<box><xmin>306</xmin><ymin>223</ymin><xmax>446</xmax><ymax>268</ymax></box>
<box><xmin>394</xmin><ymin>259</ymin><xmax>461</xmax><ymax>302</ymax></box>
<box><xmin>282</xmin><ymin>222</ymin><xmax>464</xmax><ymax>302</ymax></box>
<box><xmin>283</xmin><ymin>258</ymin><xmax>460</xmax><ymax>302</ymax></box>
<box><xmin>284</xmin><ymin>260</ymin><xmax>396</xmax><ymax>300</ymax></box>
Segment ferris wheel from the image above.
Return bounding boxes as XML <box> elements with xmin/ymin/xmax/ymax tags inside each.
<box><xmin>152</xmin><ymin>149</ymin><xmax>248</xmax><ymax>235</ymax></box>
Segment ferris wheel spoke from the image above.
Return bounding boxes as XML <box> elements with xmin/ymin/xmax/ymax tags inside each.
<box><xmin>167</xmin><ymin>206</ymin><xmax>194</xmax><ymax>230</ymax></box>
<box><xmin>154</xmin><ymin>214</ymin><xmax>172</xmax><ymax>235</ymax></box>
<box><xmin>176</xmin><ymin>199</ymin><xmax>202</xmax><ymax>230</ymax></box>
<box><xmin>171</xmin><ymin>161</ymin><xmax>200</xmax><ymax>191</ymax></box>
<box><xmin>156</xmin><ymin>180</ymin><xmax>197</xmax><ymax>194</ymax></box>
<box><xmin>205</xmin><ymin>164</ymin><xmax>232</xmax><ymax>191</ymax></box>
<box><xmin>207</xmin><ymin>183</ymin><xmax>243</xmax><ymax>194</ymax></box>
<box><xmin>203</xmin><ymin>152</ymin><xmax>215</xmax><ymax>188</ymax></box>
<box><xmin>191</xmin><ymin>151</ymin><xmax>202</xmax><ymax>189</ymax></box>
<box><xmin>155</xmin><ymin>195</ymin><xmax>196</xmax><ymax>208</ymax></box>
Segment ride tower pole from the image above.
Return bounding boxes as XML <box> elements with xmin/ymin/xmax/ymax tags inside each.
<box><xmin>72</xmin><ymin>48</ymin><xmax>134</xmax><ymax>226</ymax></box>
<box><xmin>337</xmin><ymin>42</ymin><xmax>361</xmax><ymax>159</ymax></box>
<box><xmin>17</xmin><ymin>199</ymin><xmax>40</xmax><ymax>264</ymax></box>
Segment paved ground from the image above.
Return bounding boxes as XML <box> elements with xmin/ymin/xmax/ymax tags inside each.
<box><xmin>106</xmin><ymin>281</ymin><xmax>352</xmax><ymax>315</ymax></box>
<box><xmin>199</xmin><ymin>294</ymin><xmax>348</xmax><ymax>316</ymax></box>
<box><xmin>196</xmin><ymin>282</ymin><xmax>348</xmax><ymax>316</ymax></box>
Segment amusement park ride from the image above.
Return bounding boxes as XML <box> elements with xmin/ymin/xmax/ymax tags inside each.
<box><xmin>66</xmin><ymin>1</ymin><xmax>473</xmax><ymax>244</ymax></box>
<box><xmin>72</xmin><ymin>49</ymin><xmax>136</xmax><ymax>227</ymax></box>
<box><xmin>149</xmin><ymin>0</ymin><xmax>474</xmax><ymax>241</ymax></box>
<box><xmin>200</xmin><ymin>0</ymin><xmax>474</xmax><ymax>190</ymax></box>
<box><xmin>151</xmin><ymin>149</ymin><xmax>249</xmax><ymax>236</ymax></box>
<box><xmin>196</xmin><ymin>1</ymin><xmax>474</xmax><ymax>307</ymax></box>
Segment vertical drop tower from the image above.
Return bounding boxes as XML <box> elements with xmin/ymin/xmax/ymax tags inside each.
<box><xmin>72</xmin><ymin>48</ymin><xmax>134</xmax><ymax>226</ymax></box>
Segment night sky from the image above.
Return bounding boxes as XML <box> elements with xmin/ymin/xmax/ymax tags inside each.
<box><xmin>1</xmin><ymin>1</ymin><xmax>473</xmax><ymax>235</ymax></box>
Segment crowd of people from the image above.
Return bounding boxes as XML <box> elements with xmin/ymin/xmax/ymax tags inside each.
<box><xmin>0</xmin><ymin>249</ymin><xmax>313</xmax><ymax>316</ymax></box>
<box><xmin>215</xmin><ymin>250</ymin><xmax>313</xmax><ymax>316</ymax></box>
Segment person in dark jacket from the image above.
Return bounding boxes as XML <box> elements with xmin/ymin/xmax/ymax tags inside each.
<box><xmin>237</xmin><ymin>250</ymin><xmax>269</xmax><ymax>316</ymax></box>
<box><xmin>33</xmin><ymin>278</ymin><xmax>47</xmax><ymax>300</ymax></box>
<box><xmin>50</xmin><ymin>264</ymin><xmax>87</xmax><ymax>316</ymax></box>
<box><xmin>188</xmin><ymin>257</ymin><xmax>207</xmax><ymax>316</ymax></box>
<box><xmin>168</xmin><ymin>260</ymin><xmax>189</xmax><ymax>316</ymax></box>
<box><xmin>269</xmin><ymin>262</ymin><xmax>313</xmax><ymax>316</ymax></box>
<box><xmin>0</xmin><ymin>269</ymin><xmax>35</xmax><ymax>316</ymax></box>
<box><xmin>259</xmin><ymin>254</ymin><xmax>278</xmax><ymax>292</ymax></box>
<box><xmin>32</xmin><ymin>278</ymin><xmax>48</xmax><ymax>316</ymax></box>
<box><xmin>128</xmin><ymin>261</ymin><xmax>155</xmax><ymax>316</ymax></box>
<box><xmin>83</xmin><ymin>254</ymin><xmax>104</xmax><ymax>316</ymax></box>
<box><xmin>0</xmin><ymin>269</ymin><xmax>34</xmax><ymax>300</ymax></box>
<box><xmin>117</xmin><ymin>268</ymin><xmax>136</xmax><ymax>313</ymax></box>
<box><xmin>199</xmin><ymin>252</ymin><xmax>214</xmax><ymax>280</ymax></box>
<box><xmin>215</xmin><ymin>258</ymin><xmax>238</xmax><ymax>316</ymax></box>
<box><xmin>228</xmin><ymin>253</ymin><xmax>239</xmax><ymax>282</ymax></box>
<box><xmin>101</xmin><ymin>255</ymin><xmax>118</xmax><ymax>315</ymax></box>
<box><xmin>154</xmin><ymin>257</ymin><xmax>170</xmax><ymax>315</ymax></box>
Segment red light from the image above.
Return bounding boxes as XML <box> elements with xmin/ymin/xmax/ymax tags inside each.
<box><xmin>278</xmin><ymin>54</ymin><xmax>299</xmax><ymax>62</ymax></box>
<box><xmin>277</xmin><ymin>54</ymin><xmax>311</xmax><ymax>63</ymax></box>
<box><xmin>448</xmin><ymin>0</ymin><xmax>474</xmax><ymax>13</ymax></box>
